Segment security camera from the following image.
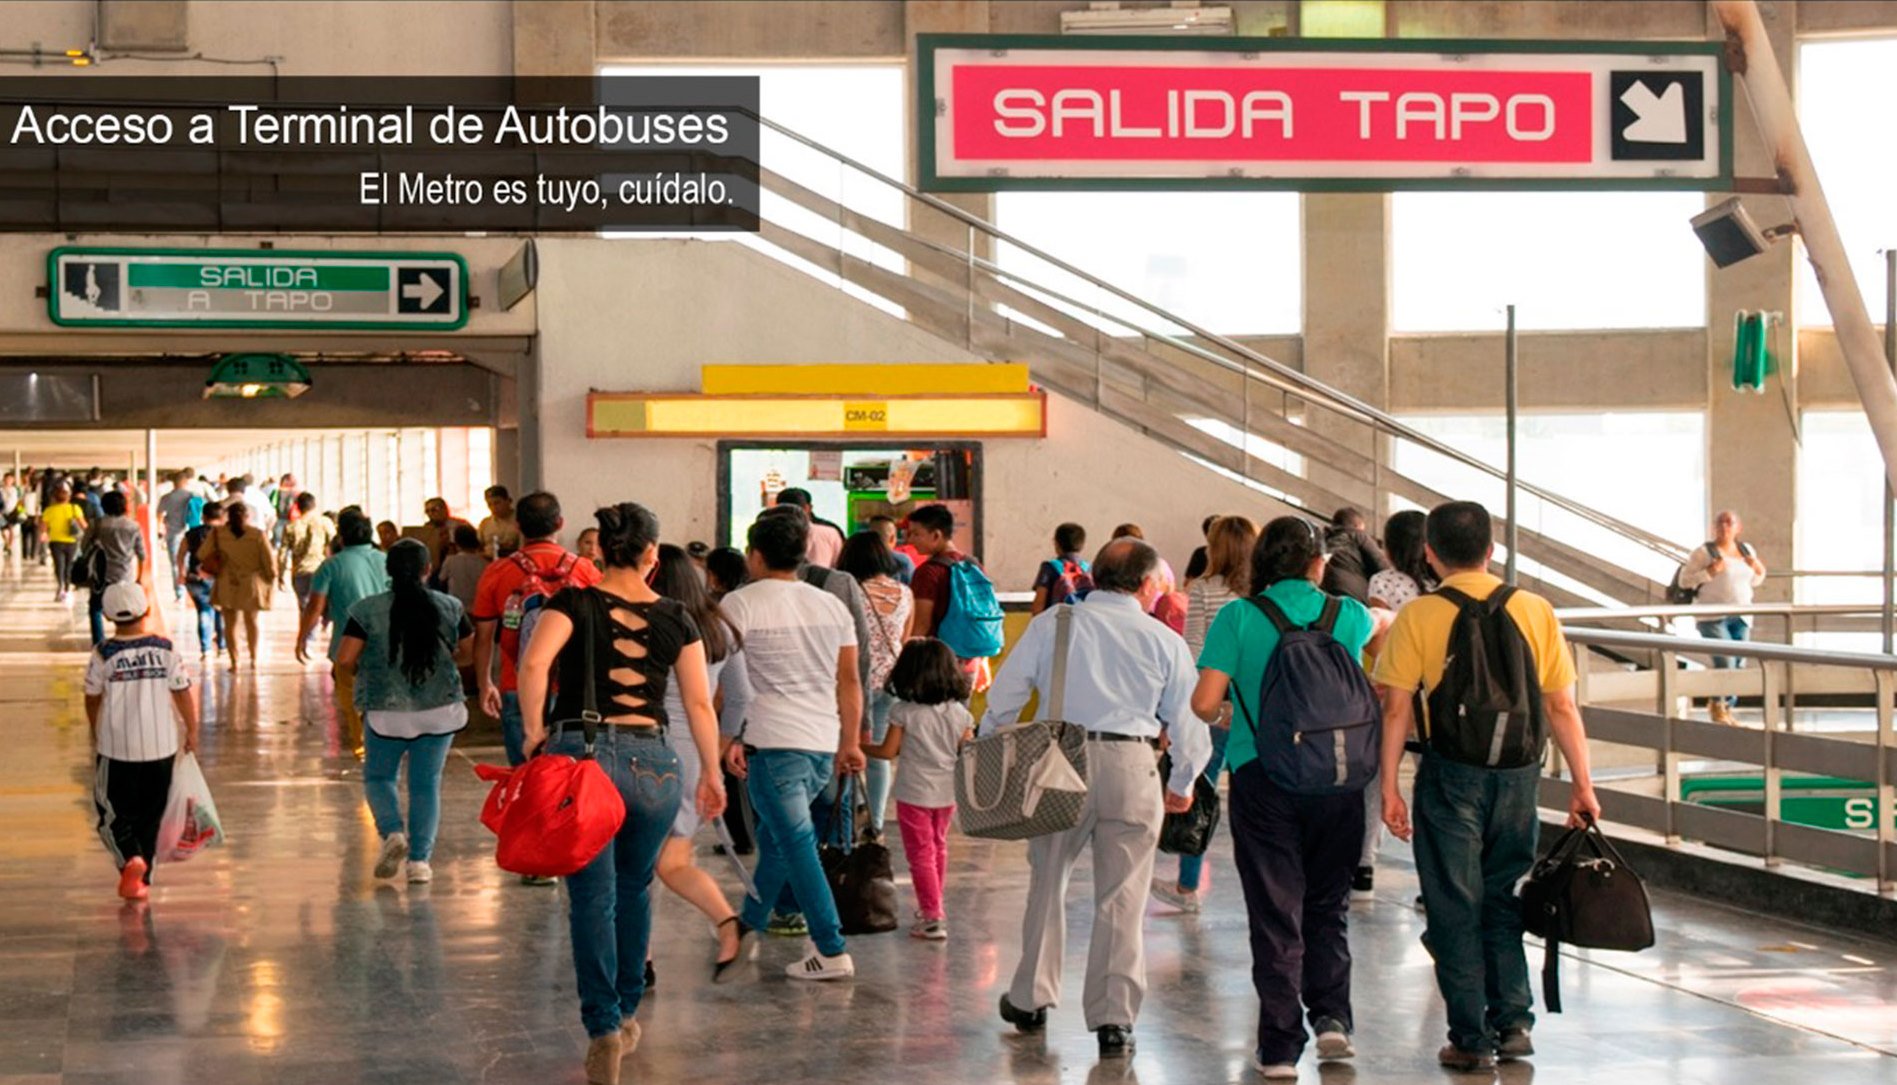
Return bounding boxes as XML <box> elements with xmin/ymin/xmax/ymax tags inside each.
<box><xmin>1692</xmin><ymin>198</ymin><xmax>1787</xmax><ymax>268</ymax></box>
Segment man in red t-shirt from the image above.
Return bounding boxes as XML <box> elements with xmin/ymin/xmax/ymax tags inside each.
<box><xmin>472</xmin><ymin>491</ymin><xmax>600</xmax><ymax>768</ymax></box>
<box><xmin>904</xmin><ymin>503</ymin><xmax>961</xmax><ymax>639</ymax></box>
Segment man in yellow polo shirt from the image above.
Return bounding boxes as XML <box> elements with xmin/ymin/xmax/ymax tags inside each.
<box><xmin>1371</xmin><ymin>501</ymin><xmax>1600</xmax><ymax>1074</ymax></box>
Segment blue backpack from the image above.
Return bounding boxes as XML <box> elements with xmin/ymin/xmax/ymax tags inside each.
<box><xmin>1231</xmin><ymin>593</ymin><xmax>1380</xmax><ymax>795</ymax></box>
<box><xmin>937</xmin><ymin>557</ymin><xmax>1005</xmax><ymax>660</ymax></box>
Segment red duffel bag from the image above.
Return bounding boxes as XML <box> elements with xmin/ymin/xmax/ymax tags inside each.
<box><xmin>472</xmin><ymin>594</ymin><xmax>625</xmax><ymax>877</ymax></box>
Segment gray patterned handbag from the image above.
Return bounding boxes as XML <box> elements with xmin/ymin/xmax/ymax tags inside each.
<box><xmin>955</xmin><ymin>605</ymin><xmax>1090</xmax><ymax>840</ymax></box>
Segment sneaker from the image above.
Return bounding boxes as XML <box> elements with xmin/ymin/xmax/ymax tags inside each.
<box><xmin>117</xmin><ymin>857</ymin><xmax>149</xmax><ymax>901</ymax></box>
<box><xmin>767</xmin><ymin>911</ymin><xmax>809</xmax><ymax>937</ymax></box>
<box><xmin>1497</xmin><ymin>1027</ymin><xmax>1534</xmax><ymax>1061</ymax></box>
<box><xmin>374</xmin><ymin>833</ymin><xmax>408</xmax><ymax>880</ymax></box>
<box><xmin>910</xmin><ymin>919</ymin><xmax>949</xmax><ymax>941</ymax></box>
<box><xmin>786</xmin><ymin>948</ymin><xmax>854</xmax><ymax>981</ymax></box>
<box><xmin>405</xmin><ymin>860</ymin><xmax>432</xmax><ymax>884</ymax></box>
<box><xmin>1251</xmin><ymin>1059</ymin><xmax>1299</xmax><ymax>1080</ymax></box>
<box><xmin>1149</xmin><ymin>878</ymin><xmax>1201</xmax><ymax>913</ymax></box>
<box><xmin>1313</xmin><ymin>1017</ymin><xmax>1354</xmax><ymax>1060</ymax></box>
<box><xmin>1438</xmin><ymin>1044</ymin><xmax>1497</xmax><ymax>1072</ymax></box>
<box><xmin>520</xmin><ymin>874</ymin><xmax>558</xmax><ymax>887</ymax></box>
<box><xmin>1350</xmin><ymin>866</ymin><xmax>1374</xmax><ymax>902</ymax></box>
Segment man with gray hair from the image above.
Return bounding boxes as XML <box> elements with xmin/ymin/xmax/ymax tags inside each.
<box><xmin>980</xmin><ymin>537</ymin><xmax>1213</xmax><ymax>1060</ymax></box>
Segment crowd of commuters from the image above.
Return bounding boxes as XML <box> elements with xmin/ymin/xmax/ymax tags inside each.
<box><xmin>48</xmin><ymin>466</ymin><xmax>1666</xmax><ymax>1083</ymax></box>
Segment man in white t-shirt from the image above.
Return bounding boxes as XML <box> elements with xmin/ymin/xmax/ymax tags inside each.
<box><xmin>721</xmin><ymin>510</ymin><xmax>864</xmax><ymax>981</ymax></box>
<box><xmin>84</xmin><ymin>582</ymin><xmax>199</xmax><ymax>901</ymax></box>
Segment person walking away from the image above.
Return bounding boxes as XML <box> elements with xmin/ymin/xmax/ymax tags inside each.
<box><xmin>982</xmin><ymin>538</ymin><xmax>1210</xmax><ymax>1059</ymax></box>
<box><xmin>859</xmin><ymin>637</ymin><xmax>972</xmax><ymax>941</ymax></box>
<box><xmin>650</xmin><ymin>543</ymin><xmax>752</xmax><ymax>980</ymax></box>
<box><xmin>0</xmin><ymin>471</ymin><xmax>19</xmax><ymax>561</ymax></box>
<box><xmin>516</xmin><ymin>503</ymin><xmax>726</xmax><ymax>1085</ymax></box>
<box><xmin>774</xmin><ymin>486</ymin><xmax>845</xmax><ymax>568</ymax></box>
<box><xmin>178</xmin><ymin>503</ymin><xmax>228</xmax><ymax>659</ymax></box>
<box><xmin>1029</xmin><ymin>522</ymin><xmax>1093</xmax><ymax>615</ymax></box>
<box><xmin>281</xmin><ymin>492</ymin><xmax>335</xmax><ymax>652</ymax></box>
<box><xmin>438</xmin><ymin>524</ymin><xmax>490</xmax><ymax>611</ymax></box>
<box><xmin>1153</xmin><ymin>514</ymin><xmax>1257</xmax><ymax>912</ymax></box>
<box><xmin>85</xmin><ymin>583</ymin><xmax>198</xmax><ymax>901</ymax></box>
<box><xmin>42</xmin><ymin>481</ymin><xmax>87</xmax><ymax>602</ymax></box>
<box><xmin>271</xmin><ymin>474</ymin><xmax>300</xmax><ymax>548</ymax></box>
<box><xmin>868</xmin><ymin>515</ymin><xmax>915</xmax><ymax>583</ymax></box>
<box><xmin>155</xmin><ymin>473</ymin><xmax>196</xmax><ymax>600</ymax></box>
<box><xmin>1356</xmin><ymin>509</ymin><xmax>1438</xmax><ymax>901</ymax></box>
<box><xmin>1186</xmin><ymin>517</ymin><xmax>1382</xmax><ymax>1077</ymax></box>
<box><xmin>1320</xmin><ymin>507</ymin><xmax>1390</xmax><ymax>605</ymax></box>
<box><xmin>1374</xmin><ymin>500</ymin><xmax>1601</xmax><ymax>1072</ymax></box>
<box><xmin>81</xmin><ymin>490</ymin><xmax>146</xmax><ymax>646</ymax></box>
<box><xmin>718</xmin><ymin>510</ymin><xmax>866</xmax><ymax>981</ymax></box>
<box><xmin>1111</xmin><ymin>524</ymin><xmax>1186</xmax><ymax>631</ymax></box>
<box><xmin>473</xmin><ymin>491</ymin><xmax>602</xmax><ymax>773</ymax></box>
<box><xmin>299</xmin><ymin>509</ymin><xmax>391</xmax><ymax>759</ymax></box>
<box><xmin>223</xmin><ymin>476</ymin><xmax>275</xmax><ymax>537</ymax></box>
<box><xmin>704</xmin><ymin>546</ymin><xmax>748</xmax><ymax>599</ymax></box>
<box><xmin>334</xmin><ymin>539</ymin><xmax>473</xmax><ymax>886</ymax></box>
<box><xmin>477</xmin><ymin>484</ymin><xmax>523</xmax><ymax>557</ymax></box>
<box><xmin>704</xmin><ymin>543</ymin><xmax>756</xmax><ymax>856</ymax></box>
<box><xmin>20</xmin><ymin>470</ymin><xmax>43</xmax><ymax>566</ymax></box>
<box><xmin>838</xmin><ymin>529</ymin><xmax>913</xmax><ymax>838</ymax></box>
<box><xmin>1676</xmin><ymin>509</ymin><xmax>1767</xmax><ymax>724</ymax></box>
<box><xmin>199</xmin><ymin>502</ymin><xmax>275</xmax><ymax>670</ymax></box>
<box><xmin>1182</xmin><ymin>515</ymin><xmax>1218</xmax><ymax>588</ymax></box>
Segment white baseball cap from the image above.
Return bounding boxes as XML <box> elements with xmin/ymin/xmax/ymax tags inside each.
<box><xmin>103</xmin><ymin>581</ymin><xmax>149</xmax><ymax>623</ymax></box>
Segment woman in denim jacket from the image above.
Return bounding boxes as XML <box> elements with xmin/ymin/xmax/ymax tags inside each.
<box><xmin>335</xmin><ymin>538</ymin><xmax>473</xmax><ymax>885</ymax></box>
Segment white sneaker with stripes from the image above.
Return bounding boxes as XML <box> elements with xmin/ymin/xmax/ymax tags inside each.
<box><xmin>786</xmin><ymin>947</ymin><xmax>855</xmax><ymax>981</ymax></box>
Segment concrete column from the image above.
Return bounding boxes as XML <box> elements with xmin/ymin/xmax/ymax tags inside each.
<box><xmin>905</xmin><ymin>0</ymin><xmax>995</xmax><ymax>329</ymax></box>
<box><xmin>1706</xmin><ymin>0</ymin><xmax>1799</xmax><ymax>603</ymax></box>
<box><xmin>1301</xmin><ymin>192</ymin><xmax>1393</xmax><ymax>517</ymax></box>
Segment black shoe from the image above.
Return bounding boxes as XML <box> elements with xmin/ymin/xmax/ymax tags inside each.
<box><xmin>1350</xmin><ymin>866</ymin><xmax>1374</xmax><ymax>902</ymax></box>
<box><xmin>644</xmin><ymin>959</ymin><xmax>656</xmax><ymax>990</ymax></box>
<box><xmin>998</xmin><ymin>994</ymin><xmax>1046</xmax><ymax>1033</ymax></box>
<box><xmin>1497</xmin><ymin>1028</ymin><xmax>1534</xmax><ymax>1060</ymax></box>
<box><xmin>1439</xmin><ymin>1044</ymin><xmax>1497</xmax><ymax>1072</ymax></box>
<box><xmin>712</xmin><ymin>917</ymin><xmax>750</xmax><ymax>983</ymax></box>
<box><xmin>1096</xmin><ymin>1025</ymin><xmax>1135</xmax><ymax>1059</ymax></box>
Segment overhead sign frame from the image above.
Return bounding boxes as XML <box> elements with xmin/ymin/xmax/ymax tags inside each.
<box><xmin>46</xmin><ymin>246</ymin><xmax>469</xmax><ymax>330</ymax></box>
<box><xmin>918</xmin><ymin>33</ymin><xmax>1732</xmax><ymax>192</ymax></box>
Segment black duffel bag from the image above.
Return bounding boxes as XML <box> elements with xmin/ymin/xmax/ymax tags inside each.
<box><xmin>1519</xmin><ymin>814</ymin><xmax>1655</xmax><ymax>1012</ymax></box>
<box><xmin>1155</xmin><ymin>753</ymin><xmax>1222</xmax><ymax>857</ymax></box>
<box><xmin>818</xmin><ymin>773</ymin><xmax>898</xmax><ymax>935</ymax></box>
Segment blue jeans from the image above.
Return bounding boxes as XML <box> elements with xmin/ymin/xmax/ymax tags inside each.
<box><xmin>741</xmin><ymin>748</ymin><xmax>845</xmax><ymax>957</ymax></box>
<box><xmin>500</xmin><ymin>691</ymin><xmax>525</xmax><ymax>766</ymax></box>
<box><xmin>88</xmin><ymin>588</ymin><xmax>106</xmax><ymax>646</ymax></box>
<box><xmin>1411</xmin><ymin>755</ymin><xmax>1540</xmax><ymax>1054</ymax></box>
<box><xmin>1176</xmin><ymin>724</ymin><xmax>1231</xmax><ymax>891</ymax></box>
<box><xmin>864</xmin><ymin>691</ymin><xmax>896</xmax><ymax>834</ymax></box>
<box><xmin>1696</xmin><ymin>616</ymin><xmax>1750</xmax><ymax>707</ymax></box>
<box><xmin>184</xmin><ymin>578</ymin><xmax>224</xmax><ymax>653</ymax></box>
<box><xmin>552</xmin><ymin>728</ymin><xmax>680</xmax><ymax>1038</ymax></box>
<box><xmin>362</xmin><ymin>728</ymin><xmax>455</xmax><ymax>862</ymax></box>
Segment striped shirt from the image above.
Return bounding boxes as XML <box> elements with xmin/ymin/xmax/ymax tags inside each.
<box><xmin>85</xmin><ymin>635</ymin><xmax>191</xmax><ymax>762</ymax></box>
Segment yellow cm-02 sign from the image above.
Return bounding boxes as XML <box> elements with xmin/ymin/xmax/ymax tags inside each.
<box><xmin>588</xmin><ymin>392</ymin><xmax>1046</xmax><ymax>438</ymax></box>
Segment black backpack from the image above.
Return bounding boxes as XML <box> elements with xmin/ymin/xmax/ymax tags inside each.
<box><xmin>1520</xmin><ymin>815</ymin><xmax>1656</xmax><ymax>1012</ymax></box>
<box><xmin>1422</xmin><ymin>586</ymin><xmax>1548</xmax><ymax>769</ymax></box>
<box><xmin>1230</xmin><ymin>594</ymin><xmax>1380</xmax><ymax>795</ymax></box>
<box><xmin>1665</xmin><ymin>541</ymin><xmax>1754</xmax><ymax>605</ymax></box>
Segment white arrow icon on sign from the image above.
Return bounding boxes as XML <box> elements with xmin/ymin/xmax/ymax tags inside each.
<box><xmin>402</xmin><ymin>272</ymin><xmax>445</xmax><ymax>309</ymax></box>
<box><xmin>1619</xmin><ymin>80</ymin><xmax>1687</xmax><ymax>144</ymax></box>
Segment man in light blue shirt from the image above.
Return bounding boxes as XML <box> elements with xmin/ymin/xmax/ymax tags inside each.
<box><xmin>979</xmin><ymin>537</ymin><xmax>1210</xmax><ymax>1060</ymax></box>
<box><xmin>296</xmin><ymin>508</ymin><xmax>389</xmax><ymax>759</ymax></box>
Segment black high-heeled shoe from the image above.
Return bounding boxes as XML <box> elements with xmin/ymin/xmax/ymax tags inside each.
<box><xmin>712</xmin><ymin>916</ymin><xmax>750</xmax><ymax>982</ymax></box>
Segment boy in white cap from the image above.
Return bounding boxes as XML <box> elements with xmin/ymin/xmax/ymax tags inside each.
<box><xmin>85</xmin><ymin>581</ymin><xmax>199</xmax><ymax>901</ymax></box>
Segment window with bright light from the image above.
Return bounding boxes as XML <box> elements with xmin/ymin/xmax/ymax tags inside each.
<box><xmin>1392</xmin><ymin>192</ymin><xmax>1706</xmax><ymax>332</ymax></box>
<box><xmin>1796</xmin><ymin>411</ymin><xmax>1883</xmax><ymax>629</ymax></box>
<box><xmin>994</xmin><ymin>192</ymin><xmax>1302</xmax><ymax>337</ymax></box>
<box><xmin>1797</xmin><ymin>38</ymin><xmax>1897</xmax><ymax>326</ymax></box>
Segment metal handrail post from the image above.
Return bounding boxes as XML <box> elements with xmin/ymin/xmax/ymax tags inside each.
<box><xmin>1762</xmin><ymin>661</ymin><xmax>1783</xmax><ymax>868</ymax></box>
<box><xmin>1660</xmin><ymin>651</ymin><xmax>1681</xmax><ymax>844</ymax></box>
<box><xmin>1877</xmin><ymin>669</ymin><xmax>1894</xmax><ymax>894</ymax></box>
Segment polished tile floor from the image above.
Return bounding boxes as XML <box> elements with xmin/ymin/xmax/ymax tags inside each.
<box><xmin>2</xmin><ymin>559</ymin><xmax>1895</xmax><ymax>1084</ymax></box>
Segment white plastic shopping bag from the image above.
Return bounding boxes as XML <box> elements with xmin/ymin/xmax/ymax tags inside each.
<box><xmin>157</xmin><ymin>752</ymin><xmax>224</xmax><ymax>863</ymax></box>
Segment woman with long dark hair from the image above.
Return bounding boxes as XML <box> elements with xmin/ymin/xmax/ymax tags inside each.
<box><xmin>649</xmin><ymin>543</ymin><xmax>752</xmax><ymax>979</ymax></box>
<box><xmin>1189</xmin><ymin>517</ymin><xmax>1381</xmax><ymax>1078</ymax></box>
<box><xmin>199</xmin><ymin>499</ymin><xmax>276</xmax><ymax>669</ymax></box>
<box><xmin>836</xmin><ymin>528</ymin><xmax>913</xmax><ymax>837</ymax></box>
<box><xmin>516</xmin><ymin>504</ymin><xmax>725</xmax><ymax>1085</ymax></box>
<box><xmin>334</xmin><ymin>539</ymin><xmax>472</xmax><ymax>885</ymax></box>
<box><xmin>1368</xmin><ymin>510</ymin><xmax>1437</xmax><ymax>612</ymax></box>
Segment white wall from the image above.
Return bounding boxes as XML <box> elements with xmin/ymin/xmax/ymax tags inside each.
<box><xmin>533</xmin><ymin>237</ymin><xmax>1297</xmax><ymax>585</ymax></box>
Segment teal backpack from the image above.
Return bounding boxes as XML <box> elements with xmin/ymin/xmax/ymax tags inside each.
<box><xmin>938</xmin><ymin>557</ymin><xmax>1005</xmax><ymax>659</ymax></box>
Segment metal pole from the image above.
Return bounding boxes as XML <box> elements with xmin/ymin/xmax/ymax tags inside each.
<box><xmin>1714</xmin><ymin>0</ymin><xmax>1897</xmax><ymax>495</ymax></box>
<box><xmin>1885</xmin><ymin>248</ymin><xmax>1895</xmax><ymax>655</ymax></box>
<box><xmin>1505</xmin><ymin>303</ymin><xmax>1519</xmax><ymax>585</ymax></box>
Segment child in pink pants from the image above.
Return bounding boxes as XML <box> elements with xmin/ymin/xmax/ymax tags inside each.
<box><xmin>862</xmin><ymin>638</ymin><xmax>973</xmax><ymax>941</ymax></box>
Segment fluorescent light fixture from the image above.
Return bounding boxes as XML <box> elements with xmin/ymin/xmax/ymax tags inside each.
<box><xmin>204</xmin><ymin>353</ymin><xmax>312</xmax><ymax>399</ymax></box>
<box><xmin>1060</xmin><ymin>2</ymin><xmax>1235</xmax><ymax>35</ymax></box>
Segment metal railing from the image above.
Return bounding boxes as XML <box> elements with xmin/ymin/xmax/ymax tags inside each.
<box><xmin>729</xmin><ymin>112</ymin><xmax>1691</xmax><ymax>608</ymax></box>
<box><xmin>1558</xmin><ymin>601</ymin><xmax>1894</xmax><ymax>643</ymax></box>
<box><xmin>1563</xmin><ymin>626</ymin><xmax>1896</xmax><ymax>893</ymax></box>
